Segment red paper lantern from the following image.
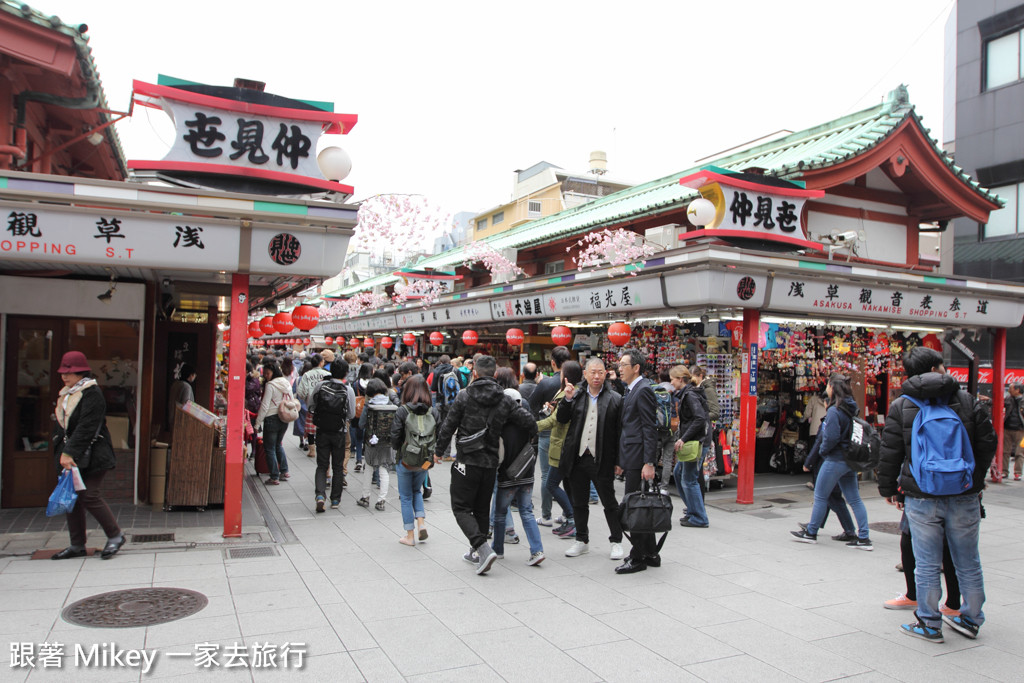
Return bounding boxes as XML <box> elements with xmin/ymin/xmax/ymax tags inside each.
<box><xmin>363</xmin><ymin>337</ymin><xmax>374</xmax><ymax>348</ymax></box>
<box><xmin>259</xmin><ymin>316</ymin><xmax>275</xmax><ymax>336</ymax></box>
<box><xmin>551</xmin><ymin>325</ymin><xmax>573</xmax><ymax>346</ymax></box>
<box><xmin>273</xmin><ymin>311</ymin><xmax>294</xmax><ymax>334</ymax></box>
<box><xmin>324</xmin><ymin>336</ymin><xmax>334</xmax><ymax>345</ymax></box>
<box><xmin>349</xmin><ymin>337</ymin><xmax>360</xmax><ymax>348</ymax></box>
<box><xmin>402</xmin><ymin>333</ymin><xmax>416</xmax><ymax>346</ymax></box>
<box><xmin>607</xmin><ymin>322</ymin><xmax>632</xmax><ymax>346</ymax></box>
<box><xmin>336</xmin><ymin>336</ymin><xmax>345</xmax><ymax>346</ymax></box>
<box><xmin>381</xmin><ymin>336</ymin><xmax>394</xmax><ymax>349</ymax></box>
<box><xmin>248</xmin><ymin>321</ymin><xmax>263</xmax><ymax>338</ymax></box>
<box><xmin>429</xmin><ymin>331</ymin><xmax>444</xmax><ymax>346</ymax></box>
<box><xmin>223</xmin><ymin>328</ymin><xmax>231</xmax><ymax>342</ymax></box>
<box><xmin>506</xmin><ymin>328</ymin><xmax>524</xmax><ymax>346</ymax></box>
<box><xmin>292</xmin><ymin>304</ymin><xmax>319</xmax><ymax>331</ymax></box>
<box><xmin>462</xmin><ymin>330</ymin><xmax>478</xmax><ymax>346</ymax></box>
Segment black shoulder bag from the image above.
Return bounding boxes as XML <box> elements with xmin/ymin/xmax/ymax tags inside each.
<box><xmin>619</xmin><ymin>480</ymin><xmax>673</xmax><ymax>553</ymax></box>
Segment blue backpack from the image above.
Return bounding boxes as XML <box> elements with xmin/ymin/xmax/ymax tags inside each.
<box><xmin>438</xmin><ymin>371</ymin><xmax>460</xmax><ymax>408</ymax></box>
<box><xmin>903</xmin><ymin>395</ymin><xmax>975</xmax><ymax>496</ymax></box>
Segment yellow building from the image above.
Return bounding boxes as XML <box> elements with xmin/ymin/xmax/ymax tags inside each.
<box><xmin>472</xmin><ymin>158</ymin><xmax>631</xmax><ymax>241</ymax></box>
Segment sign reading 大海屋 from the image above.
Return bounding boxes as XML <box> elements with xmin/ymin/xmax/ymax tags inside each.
<box><xmin>490</xmin><ymin>277</ymin><xmax>664</xmax><ymax>321</ymax></box>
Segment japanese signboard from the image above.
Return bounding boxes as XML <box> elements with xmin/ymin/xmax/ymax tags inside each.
<box><xmin>749</xmin><ymin>343</ymin><xmax>758</xmax><ymax>396</ymax></box>
<box><xmin>320</xmin><ymin>314</ymin><xmax>397</xmax><ymax>335</ymax></box>
<box><xmin>249</xmin><ymin>227</ymin><xmax>349</xmax><ymax>277</ymax></box>
<box><xmin>663</xmin><ymin>270</ymin><xmax>768</xmax><ymax>309</ymax></box>
<box><xmin>1</xmin><ymin>202</ymin><xmax>239</xmax><ymax>271</ymax></box>
<box><xmin>768</xmin><ymin>276</ymin><xmax>1024</xmax><ymax>327</ymax></box>
<box><xmin>490</xmin><ymin>278</ymin><xmax>664</xmax><ymax>321</ymax></box>
<box><xmin>395</xmin><ymin>302</ymin><xmax>491</xmax><ymax>328</ymax></box>
<box><xmin>713</xmin><ymin>184</ymin><xmax>808</xmax><ymax>239</ymax></box>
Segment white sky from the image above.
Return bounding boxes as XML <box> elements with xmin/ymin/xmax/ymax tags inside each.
<box><xmin>37</xmin><ymin>0</ymin><xmax>954</xmax><ymax>218</ymax></box>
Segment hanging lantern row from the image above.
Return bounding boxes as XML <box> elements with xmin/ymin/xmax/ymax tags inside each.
<box><xmin>505</xmin><ymin>328</ymin><xmax>524</xmax><ymax>346</ymax></box>
<box><xmin>551</xmin><ymin>325</ymin><xmax>572</xmax><ymax>346</ymax></box>
<box><xmin>324</xmin><ymin>336</ymin><xmax>334</xmax><ymax>345</ymax></box>
<box><xmin>403</xmin><ymin>333</ymin><xmax>416</xmax><ymax>346</ymax></box>
<box><xmin>462</xmin><ymin>329</ymin><xmax>478</xmax><ymax>346</ymax></box>
<box><xmin>381</xmin><ymin>336</ymin><xmax>394</xmax><ymax>349</ymax></box>
<box><xmin>429</xmin><ymin>331</ymin><xmax>444</xmax><ymax>346</ymax></box>
<box><xmin>349</xmin><ymin>337</ymin><xmax>361</xmax><ymax>348</ymax></box>
<box><xmin>292</xmin><ymin>304</ymin><xmax>319</xmax><ymax>331</ymax></box>
<box><xmin>274</xmin><ymin>311</ymin><xmax>294</xmax><ymax>334</ymax></box>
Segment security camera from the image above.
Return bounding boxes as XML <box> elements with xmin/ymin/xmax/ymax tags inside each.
<box><xmin>831</xmin><ymin>231</ymin><xmax>860</xmax><ymax>243</ymax></box>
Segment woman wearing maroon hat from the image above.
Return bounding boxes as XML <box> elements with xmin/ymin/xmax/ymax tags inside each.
<box><xmin>51</xmin><ymin>350</ymin><xmax>124</xmax><ymax>560</ymax></box>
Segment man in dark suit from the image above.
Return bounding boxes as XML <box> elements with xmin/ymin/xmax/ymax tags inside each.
<box><xmin>615</xmin><ymin>348</ymin><xmax>661</xmax><ymax>574</ymax></box>
<box><xmin>557</xmin><ymin>357</ymin><xmax>624</xmax><ymax>561</ymax></box>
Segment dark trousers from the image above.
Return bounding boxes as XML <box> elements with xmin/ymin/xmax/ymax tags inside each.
<box><xmin>568</xmin><ymin>454</ymin><xmax>622</xmax><ymax>545</ymax></box>
<box><xmin>901</xmin><ymin>530</ymin><xmax>960</xmax><ymax>609</ymax></box>
<box><xmin>315</xmin><ymin>430</ymin><xmax>346</xmax><ymax>501</ymax></box>
<box><xmin>66</xmin><ymin>469</ymin><xmax>120</xmax><ymax>547</ymax></box>
<box><xmin>450</xmin><ymin>462</ymin><xmax>496</xmax><ymax>550</ymax></box>
<box><xmin>624</xmin><ymin>468</ymin><xmax>656</xmax><ymax>561</ymax></box>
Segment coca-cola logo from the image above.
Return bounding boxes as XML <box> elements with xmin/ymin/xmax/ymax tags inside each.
<box><xmin>947</xmin><ymin>367</ymin><xmax>1024</xmax><ymax>384</ymax></box>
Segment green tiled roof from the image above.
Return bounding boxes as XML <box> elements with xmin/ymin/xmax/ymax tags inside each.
<box><xmin>955</xmin><ymin>238</ymin><xmax>1024</xmax><ymax>265</ymax></box>
<box><xmin>327</xmin><ymin>86</ymin><xmax>999</xmax><ymax>299</ymax></box>
<box><xmin>0</xmin><ymin>1</ymin><xmax>128</xmax><ymax>177</ymax></box>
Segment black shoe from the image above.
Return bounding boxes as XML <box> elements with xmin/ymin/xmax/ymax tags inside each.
<box><xmin>680</xmin><ymin>518</ymin><xmax>708</xmax><ymax>528</ymax></box>
<box><xmin>791</xmin><ymin>529</ymin><xmax>817</xmax><ymax>543</ymax></box>
<box><xmin>832</xmin><ymin>531</ymin><xmax>858</xmax><ymax>542</ymax></box>
<box><xmin>646</xmin><ymin>554</ymin><xmax>662</xmax><ymax>568</ymax></box>
<box><xmin>422</xmin><ymin>486</ymin><xmax>432</xmax><ymax>500</ymax></box>
<box><xmin>615</xmin><ymin>474</ymin><xmax>625</xmax><ymax>482</ymax></box>
<box><xmin>615</xmin><ymin>557</ymin><xmax>648</xmax><ymax>574</ymax></box>
<box><xmin>52</xmin><ymin>546</ymin><xmax>86</xmax><ymax>560</ymax></box>
<box><xmin>101</xmin><ymin>535</ymin><xmax>125</xmax><ymax>560</ymax></box>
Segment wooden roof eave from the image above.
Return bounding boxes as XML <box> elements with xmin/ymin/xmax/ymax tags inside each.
<box><xmin>795</xmin><ymin>117</ymin><xmax>1001</xmax><ymax>224</ymax></box>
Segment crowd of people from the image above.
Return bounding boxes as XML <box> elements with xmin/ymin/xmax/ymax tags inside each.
<box><xmin>234</xmin><ymin>342</ymin><xmax>996</xmax><ymax>643</ymax></box>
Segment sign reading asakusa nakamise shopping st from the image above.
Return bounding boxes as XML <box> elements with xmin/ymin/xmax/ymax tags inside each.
<box><xmin>768</xmin><ymin>276</ymin><xmax>1020</xmax><ymax>327</ymax></box>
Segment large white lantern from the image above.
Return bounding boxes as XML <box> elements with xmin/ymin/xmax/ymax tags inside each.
<box><xmin>317</xmin><ymin>145</ymin><xmax>352</xmax><ymax>181</ymax></box>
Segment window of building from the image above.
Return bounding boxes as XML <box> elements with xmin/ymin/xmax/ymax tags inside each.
<box><xmin>476</xmin><ymin>218</ymin><xmax>487</xmax><ymax>231</ymax></box>
<box><xmin>544</xmin><ymin>260</ymin><xmax>564</xmax><ymax>274</ymax></box>
<box><xmin>986</xmin><ymin>28</ymin><xmax>1023</xmax><ymax>89</ymax></box>
<box><xmin>492</xmin><ymin>211</ymin><xmax>504</xmax><ymax>225</ymax></box>
<box><xmin>984</xmin><ymin>182</ymin><xmax>1021</xmax><ymax>238</ymax></box>
<box><xmin>528</xmin><ymin>200</ymin><xmax>542</xmax><ymax>217</ymax></box>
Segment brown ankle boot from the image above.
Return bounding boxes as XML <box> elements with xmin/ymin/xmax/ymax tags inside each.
<box><xmin>307</xmin><ymin>443</ymin><xmax>316</xmax><ymax>458</ymax></box>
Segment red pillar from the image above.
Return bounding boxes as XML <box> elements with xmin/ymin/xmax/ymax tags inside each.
<box><xmin>992</xmin><ymin>328</ymin><xmax>1007</xmax><ymax>483</ymax></box>
<box><xmin>737</xmin><ymin>308</ymin><xmax>760</xmax><ymax>504</ymax></box>
<box><xmin>223</xmin><ymin>273</ymin><xmax>249</xmax><ymax>537</ymax></box>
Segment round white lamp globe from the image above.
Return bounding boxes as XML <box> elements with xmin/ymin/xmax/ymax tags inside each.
<box><xmin>317</xmin><ymin>146</ymin><xmax>352</xmax><ymax>181</ymax></box>
<box><xmin>687</xmin><ymin>197</ymin><xmax>717</xmax><ymax>227</ymax></box>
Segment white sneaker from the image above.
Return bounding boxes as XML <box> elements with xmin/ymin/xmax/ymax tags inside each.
<box><xmin>537</xmin><ymin>517</ymin><xmax>553</xmax><ymax>527</ymax></box>
<box><xmin>553</xmin><ymin>515</ymin><xmax>566</xmax><ymax>525</ymax></box>
<box><xmin>565</xmin><ymin>541</ymin><xmax>589</xmax><ymax>557</ymax></box>
<box><xmin>609</xmin><ymin>542</ymin><xmax>625</xmax><ymax>560</ymax></box>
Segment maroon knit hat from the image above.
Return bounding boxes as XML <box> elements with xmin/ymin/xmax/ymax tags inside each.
<box><xmin>57</xmin><ymin>351</ymin><xmax>91</xmax><ymax>373</ymax></box>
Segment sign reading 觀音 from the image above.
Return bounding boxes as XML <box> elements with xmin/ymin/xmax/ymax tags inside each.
<box><xmin>490</xmin><ymin>278</ymin><xmax>664</xmax><ymax>321</ymax></box>
<box><xmin>768</xmin><ymin>276</ymin><xmax>1024</xmax><ymax>327</ymax></box>
<box><xmin>129</xmin><ymin>80</ymin><xmax>357</xmax><ymax>195</ymax></box>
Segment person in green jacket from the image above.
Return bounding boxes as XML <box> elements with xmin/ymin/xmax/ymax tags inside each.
<box><xmin>537</xmin><ymin>360</ymin><xmax>582</xmax><ymax>538</ymax></box>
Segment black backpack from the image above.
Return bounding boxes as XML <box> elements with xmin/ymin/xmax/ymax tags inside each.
<box><xmin>838</xmin><ymin>403</ymin><xmax>880</xmax><ymax>473</ymax></box>
<box><xmin>312</xmin><ymin>381</ymin><xmax>349</xmax><ymax>432</ymax></box>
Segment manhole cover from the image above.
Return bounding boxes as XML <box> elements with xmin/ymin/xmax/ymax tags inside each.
<box><xmin>869</xmin><ymin>521</ymin><xmax>902</xmax><ymax>535</ymax></box>
<box><xmin>132</xmin><ymin>533</ymin><xmax>174</xmax><ymax>543</ymax></box>
<box><xmin>225</xmin><ymin>546</ymin><xmax>279</xmax><ymax>559</ymax></box>
<box><xmin>62</xmin><ymin>588</ymin><xmax>207</xmax><ymax>628</ymax></box>
<box><xmin>747</xmin><ymin>510</ymin><xmax>785</xmax><ymax>519</ymax></box>
<box><xmin>765</xmin><ymin>497</ymin><xmax>796</xmax><ymax>504</ymax></box>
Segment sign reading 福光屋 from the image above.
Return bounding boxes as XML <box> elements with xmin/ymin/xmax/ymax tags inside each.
<box><xmin>769</xmin><ymin>276</ymin><xmax>1024</xmax><ymax>327</ymax></box>
<box><xmin>490</xmin><ymin>278</ymin><xmax>664</xmax><ymax>321</ymax></box>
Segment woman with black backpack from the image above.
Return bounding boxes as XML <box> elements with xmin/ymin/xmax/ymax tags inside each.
<box><xmin>791</xmin><ymin>374</ymin><xmax>873</xmax><ymax>549</ymax></box>
<box><xmin>390</xmin><ymin>375</ymin><xmax>438</xmax><ymax>546</ymax></box>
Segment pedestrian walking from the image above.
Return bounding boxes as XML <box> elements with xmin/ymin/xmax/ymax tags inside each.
<box><xmin>390</xmin><ymin>375</ymin><xmax>437</xmax><ymax>545</ymax></box>
<box><xmin>670</xmin><ymin>365</ymin><xmax>710</xmax><ymax>528</ymax></box>
<box><xmin>296</xmin><ymin>353</ymin><xmax>330</xmax><ymax>459</ymax></box>
<box><xmin>308</xmin><ymin>359</ymin><xmax>355</xmax><ymax>512</ymax></box>
<box><xmin>357</xmin><ymin>378</ymin><xmax>398</xmax><ymax>510</ymax></box>
<box><xmin>433</xmin><ymin>355</ymin><xmax>537</xmax><ymax>575</ymax></box>
<box><xmin>528</xmin><ymin>346</ymin><xmax>571</xmax><ymax>527</ymax></box>
<box><xmin>1000</xmin><ymin>382</ymin><xmax>1024</xmax><ymax>479</ymax></box>
<box><xmin>255</xmin><ymin>359</ymin><xmax>295</xmax><ymax>485</ymax></box>
<box><xmin>878</xmin><ymin>346</ymin><xmax>995</xmax><ymax>643</ymax></box>
<box><xmin>536</xmin><ymin>360</ymin><xmax>581</xmax><ymax>538</ymax></box>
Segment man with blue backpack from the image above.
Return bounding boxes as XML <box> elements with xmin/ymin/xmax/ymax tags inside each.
<box><xmin>878</xmin><ymin>346</ymin><xmax>995</xmax><ymax>644</ymax></box>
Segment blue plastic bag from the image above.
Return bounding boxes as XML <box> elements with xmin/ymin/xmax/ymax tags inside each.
<box><xmin>46</xmin><ymin>470</ymin><xmax>78</xmax><ymax>517</ymax></box>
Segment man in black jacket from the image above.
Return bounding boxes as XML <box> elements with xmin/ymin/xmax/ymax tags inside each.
<box><xmin>529</xmin><ymin>346</ymin><xmax>571</xmax><ymax>526</ymax></box>
<box><xmin>435</xmin><ymin>355</ymin><xmax>537</xmax><ymax>575</ymax></box>
<box><xmin>1000</xmin><ymin>382</ymin><xmax>1024</xmax><ymax>479</ymax></box>
<box><xmin>877</xmin><ymin>346</ymin><xmax>995</xmax><ymax>643</ymax></box>
<box><xmin>558</xmin><ymin>357</ymin><xmax>624</xmax><ymax>561</ymax></box>
<box><xmin>613</xmin><ymin>349</ymin><xmax>662</xmax><ymax>574</ymax></box>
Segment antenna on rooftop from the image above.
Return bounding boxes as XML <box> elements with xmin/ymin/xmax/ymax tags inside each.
<box><xmin>589</xmin><ymin>150</ymin><xmax>607</xmax><ymax>176</ymax></box>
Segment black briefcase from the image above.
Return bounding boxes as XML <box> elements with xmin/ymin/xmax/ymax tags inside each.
<box><xmin>619</xmin><ymin>480</ymin><xmax>673</xmax><ymax>551</ymax></box>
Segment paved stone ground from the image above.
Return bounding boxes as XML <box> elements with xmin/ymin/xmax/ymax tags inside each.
<box><xmin>2</xmin><ymin>434</ymin><xmax>1024</xmax><ymax>681</ymax></box>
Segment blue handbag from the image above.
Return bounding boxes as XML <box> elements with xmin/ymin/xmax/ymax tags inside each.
<box><xmin>46</xmin><ymin>470</ymin><xmax>78</xmax><ymax>517</ymax></box>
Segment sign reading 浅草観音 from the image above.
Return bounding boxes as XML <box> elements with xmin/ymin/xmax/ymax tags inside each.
<box><xmin>769</xmin><ymin>277</ymin><xmax>1024</xmax><ymax>327</ymax></box>
<box><xmin>490</xmin><ymin>278</ymin><xmax>664</xmax><ymax>320</ymax></box>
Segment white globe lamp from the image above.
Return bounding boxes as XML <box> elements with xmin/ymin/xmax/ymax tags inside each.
<box><xmin>317</xmin><ymin>145</ymin><xmax>352</xmax><ymax>182</ymax></box>
<box><xmin>687</xmin><ymin>197</ymin><xmax>717</xmax><ymax>227</ymax></box>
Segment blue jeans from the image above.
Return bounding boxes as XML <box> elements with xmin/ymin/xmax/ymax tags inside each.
<box><xmin>905</xmin><ymin>495</ymin><xmax>985</xmax><ymax>629</ymax></box>
<box><xmin>545</xmin><ymin>463</ymin><xmax>574</xmax><ymax>520</ymax></box>
<box><xmin>805</xmin><ymin>459</ymin><xmax>868</xmax><ymax>539</ymax></box>
<box><xmin>538</xmin><ymin>433</ymin><xmax>552</xmax><ymax>519</ymax></box>
<box><xmin>674</xmin><ymin>458</ymin><xmax>708</xmax><ymax>526</ymax></box>
<box><xmin>262</xmin><ymin>415</ymin><xmax>289</xmax><ymax>480</ymax></box>
<box><xmin>492</xmin><ymin>484</ymin><xmax>543</xmax><ymax>555</ymax></box>
<box><xmin>349</xmin><ymin>424</ymin><xmax>363</xmax><ymax>463</ymax></box>
<box><xmin>396</xmin><ymin>465</ymin><xmax>427</xmax><ymax>531</ymax></box>
<box><xmin>489</xmin><ymin>477</ymin><xmax>514</xmax><ymax>531</ymax></box>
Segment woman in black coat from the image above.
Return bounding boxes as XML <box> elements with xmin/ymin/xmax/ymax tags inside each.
<box><xmin>671</xmin><ymin>365</ymin><xmax>709</xmax><ymax>528</ymax></box>
<box><xmin>52</xmin><ymin>351</ymin><xmax>124</xmax><ymax>560</ymax></box>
